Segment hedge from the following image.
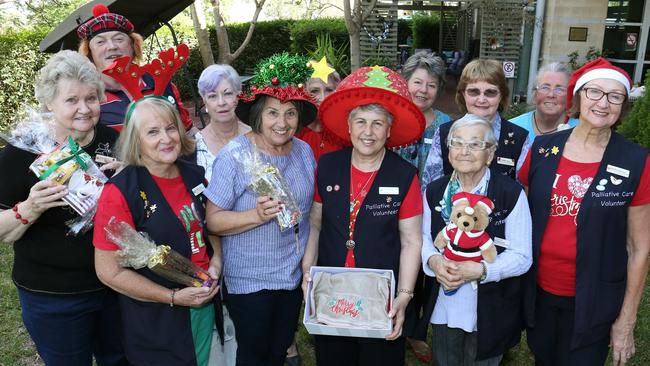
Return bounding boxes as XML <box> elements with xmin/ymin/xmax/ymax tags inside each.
<box><xmin>2</xmin><ymin>17</ymin><xmax>418</xmax><ymax>121</ymax></box>
<box><xmin>411</xmin><ymin>14</ymin><xmax>440</xmax><ymax>52</ymax></box>
<box><xmin>618</xmin><ymin>69</ymin><xmax>650</xmax><ymax>148</ymax></box>
<box><xmin>0</xmin><ymin>29</ymin><xmax>49</xmax><ymax>132</ymax></box>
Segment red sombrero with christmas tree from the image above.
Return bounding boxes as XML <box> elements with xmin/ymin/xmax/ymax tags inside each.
<box><xmin>236</xmin><ymin>53</ymin><xmax>318</xmax><ymax>127</ymax></box>
<box><xmin>319</xmin><ymin>66</ymin><xmax>425</xmax><ymax>148</ymax></box>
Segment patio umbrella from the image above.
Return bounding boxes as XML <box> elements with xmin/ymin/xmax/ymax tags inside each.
<box><xmin>39</xmin><ymin>0</ymin><xmax>195</xmax><ymax>53</ymax></box>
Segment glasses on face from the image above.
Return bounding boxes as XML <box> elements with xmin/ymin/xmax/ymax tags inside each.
<box><xmin>464</xmin><ymin>88</ymin><xmax>500</xmax><ymax>98</ymax></box>
<box><xmin>535</xmin><ymin>84</ymin><xmax>567</xmax><ymax>96</ymax></box>
<box><xmin>449</xmin><ymin>137</ymin><xmax>492</xmax><ymax>151</ymax></box>
<box><xmin>582</xmin><ymin>88</ymin><xmax>627</xmax><ymax>105</ymax></box>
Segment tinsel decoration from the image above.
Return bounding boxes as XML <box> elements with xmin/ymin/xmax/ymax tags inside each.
<box><xmin>249</xmin><ymin>53</ymin><xmax>312</xmax><ymax>90</ymax></box>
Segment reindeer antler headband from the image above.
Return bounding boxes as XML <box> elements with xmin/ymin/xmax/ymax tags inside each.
<box><xmin>102</xmin><ymin>43</ymin><xmax>190</xmax><ymax>124</ymax></box>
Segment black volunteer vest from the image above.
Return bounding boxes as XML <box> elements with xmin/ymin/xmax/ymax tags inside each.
<box><xmin>316</xmin><ymin>148</ymin><xmax>416</xmax><ymax>276</ymax></box>
<box><xmin>110</xmin><ymin>160</ymin><xmax>223</xmax><ymax>365</ymax></box>
<box><xmin>100</xmin><ymin>73</ymin><xmax>180</xmax><ymax>127</ymax></box>
<box><xmin>439</xmin><ymin>116</ymin><xmax>527</xmax><ymax>180</ymax></box>
<box><xmin>524</xmin><ymin>129</ymin><xmax>647</xmax><ymax>349</ymax></box>
<box><xmin>420</xmin><ymin>173</ymin><xmax>525</xmax><ymax>360</ymax></box>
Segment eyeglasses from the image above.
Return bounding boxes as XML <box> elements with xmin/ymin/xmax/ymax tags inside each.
<box><xmin>582</xmin><ymin>88</ymin><xmax>626</xmax><ymax>105</ymax></box>
<box><xmin>535</xmin><ymin>84</ymin><xmax>567</xmax><ymax>96</ymax></box>
<box><xmin>464</xmin><ymin>88</ymin><xmax>500</xmax><ymax>98</ymax></box>
<box><xmin>449</xmin><ymin>137</ymin><xmax>493</xmax><ymax>151</ymax></box>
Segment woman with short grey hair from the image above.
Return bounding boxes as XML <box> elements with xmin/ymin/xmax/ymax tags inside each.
<box><xmin>511</xmin><ymin>62</ymin><xmax>578</xmax><ymax>137</ymax></box>
<box><xmin>395</xmin><ymin>52</ymin><xmax>451</xmax><ymax>182</ymax></box>
<box><xmin>0</xmin><ymin>49</ymin><xmax>126</xmax><ymax>365</ymax></box>
<box><xmin>422</xmin><ymin>113</ymin><xmax>532</xmax><ymax>365</ymax></box>
<box><xmin>195</xmin><ymin>64</ymin><xmax>251</xmax><ymax>182</ymax></box>
<box><xmin>396</xmin><ymin>52</ymin><xmax>452</xmax><ymax>363</ymax></box>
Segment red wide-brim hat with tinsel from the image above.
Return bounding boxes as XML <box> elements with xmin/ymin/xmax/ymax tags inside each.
<box><xmin>236</xmin><ymin>53</ymin><xmax>318</xmax><ymax>127</ymax></box>
<box><xmin>319</xmin><ymin>66</ymin><xmax>425</xmax><ymax>148</ymax></box>
<box><xmin>77</xmin><ymin>4</ymin><xmax>134</xmax><ymax>40</ymax></box>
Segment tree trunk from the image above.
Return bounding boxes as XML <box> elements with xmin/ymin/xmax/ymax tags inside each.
<box><xmin>343</xmin><ymin>0</ymin><xmax>377</xmax><ymax>71</ymax></box>
<box><xmin>190</xmin><ymin>0</ymin><xmax>215</xmax><ymax>67</ymax></box>
<box><xmin>349</xmin><ymin>28</ymin><xmax>361</xmax><ymax>71</ymax></box>
<box><xmin>210</xmin><ymin>0</ymin><xmax>266</xmax><ymax>65</ymax></box>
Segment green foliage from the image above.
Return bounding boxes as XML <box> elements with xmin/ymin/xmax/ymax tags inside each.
<box><xmin>0</xmin><ymin>29</ymin><xmax>49</xmax><ymax>132</ymax></box>
<box><xmin>412</xmin><ymin>14</ymin><xmax>440</xmax><ymax>52</ymax></box>
<box><xmin>567</xmin><ymin>47</ymin><xmax>609</xmax><ymax>71</ymax></box>
<box><xmin>289</xmin><ymin>17</ymin><xmax>349</xmax><ymax>74</ymax></box>
<box><xmin>361</xmin><ymin>44</ymin><xmax>394</xmax><ymax>68</ymax></box>
<box><xmin>307</xmin><ymin>33</ymin><xmax>350</xmax><ymax>77</ymax></box>
<box><xmin>618</xmin><ymin>69</ymin><xmax>650</xmax><ymax>148</ymax></box>
<box><xmin>502</xmin><ymin>102</ymin><xmax>532</xmax><ymax>120</ymax></box>
<box><xmin>397</xmin><ymin>18</ymin><xmax>413</xmax><ymax>46</ymax></box>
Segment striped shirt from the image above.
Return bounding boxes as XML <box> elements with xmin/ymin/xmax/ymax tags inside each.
<box><xmin>204</xmin><ymin>135</ymin><xmax>316</xmax><ymax>294</ymax></box>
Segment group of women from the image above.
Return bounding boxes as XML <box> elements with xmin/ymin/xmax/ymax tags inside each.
<box><xmin>0</xmin><ymin>8</ymin><xmax>648</xmax><ymax>366</ymax></box>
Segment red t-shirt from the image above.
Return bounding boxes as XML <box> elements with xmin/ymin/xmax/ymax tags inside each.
<box><xmin>314</xmin><ymin>165</ymin><xmax>423</xmax><ymax>220</ymax></box>
<box><xmin>93</xmin><ymin>176</ymin><xmax>210</xmax><ymax>270</ymax></box>
<box><xmin>296</xmin><ymin>126</ymin><xmax>345</xmax><ymax>161</ymax></box>
<box><xmin>519</xmin><ymin>151</ymin><xmax>650</xmax><ymax>296</ymax></box>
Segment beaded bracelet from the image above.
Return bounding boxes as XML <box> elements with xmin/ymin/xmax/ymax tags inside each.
<box><xmin>170</xmin><ymin>289</ymin><xmax>177</xmax><ymax>307</ymax></box>
<box><xmin>12</xmin><ymin>203</ymin><xmax>31</xmax><ymax>225</ymax></box>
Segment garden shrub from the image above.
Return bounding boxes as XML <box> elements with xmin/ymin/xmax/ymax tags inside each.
<box><xmin>0</xmin><ymin>29</ymin><xmax>49</xmax><ymax>132</ymax></box>
<box><xmin>412</xmin><ymin>14</ymin><xmax>440</xmax><ymax>52</ymax></box>
<box><xmin>618</xmin><ymin>69</ymin><xmax>650</xmax><ymax>148</ymax></box>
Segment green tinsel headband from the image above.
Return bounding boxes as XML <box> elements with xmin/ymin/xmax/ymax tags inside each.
<box><xmin>250</xmin><ymin>53</ymin><xmax>313</xmax><ymax>89</ymax></box>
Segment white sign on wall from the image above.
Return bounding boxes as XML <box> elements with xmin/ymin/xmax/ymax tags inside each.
<box><xmin>503</xmin><ymin>61</ymin><xmax>516</xmax><ymax>78</ymax></box>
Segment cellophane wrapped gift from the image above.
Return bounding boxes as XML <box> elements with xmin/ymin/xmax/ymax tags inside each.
<box><xmin>0</xmin><ymin>112</ymin><xmax>104</xmax><ymax>235</ymax></box>
<box><xmin>28</xmin><ymin>136</ymin><xmax>107</xmax><ymax>235</ymax></box>
<box><xmin>234</xmin><ymin>144</ymin><xmax>301</xmax><ymax>231</ymax></box>
<box><xmin>104</xmin><ymin>217</ymin><xmax>213</xmax><ymax>288</ymax></box>
<box><xmin>310</xmin><ymin>271</ymin><xmax>391</xmax><ymax>329</ymax></box>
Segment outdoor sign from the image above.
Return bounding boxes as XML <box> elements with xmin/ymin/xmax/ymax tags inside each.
<box><xmin>503</xmin><ymin>61</ymin><xmax>516</xmax><ymax>79</ymax></box>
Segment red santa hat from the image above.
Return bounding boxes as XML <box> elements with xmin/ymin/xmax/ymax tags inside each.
<box><xmin>451</xmin><ymin>192</ymin><xmax>494</xmax><ymax>215</ymax></box>
<box><xmin>566</xmin><ymin>58</ymin><xmax>632</xmax><ymax>109</ymax></box>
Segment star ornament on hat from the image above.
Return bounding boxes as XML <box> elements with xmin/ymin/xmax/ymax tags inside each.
<box><xmin>451</xmin><ymin>192</ymin><xmax>494</xmax><ymax>216</ymax></box>
<box><xmin>235</xmin><ymin>53</ymin><xmax>318</xmax><ymax>127</ymax></box>
<box><xmin>309</xmin><ymin>56</ymin><xmax>336</xmax><ymax>83</ymax></box>
<box><xmin>318</xmin><ymin>65</ymin><xmax>425</xmax><ymax>148</ymax></box>
<box><xmin>77</xmin><ymin>4</ymin><xmax>134</xmax><ymax>40</ymax></box>
<box><xmin>566</xmin><ymin>58</ymin><xmax>632</xmax><ymax>109</ymax></box>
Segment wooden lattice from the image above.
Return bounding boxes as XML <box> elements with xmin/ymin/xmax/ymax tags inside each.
<box><xmin>361</xmin><ymin>0</ymin><xmax>399</xmax><ymax>66</ymax></box>
<box><xmin>478</xmin><ymin>0</ymin><xmax>524</xmax><ymax>76</ymax></box>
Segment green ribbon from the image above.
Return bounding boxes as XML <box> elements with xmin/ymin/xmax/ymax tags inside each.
<box><xmin>39</xmin><ymin>136</ymin><xmax>89</xmax><ymax>181</ymax></box>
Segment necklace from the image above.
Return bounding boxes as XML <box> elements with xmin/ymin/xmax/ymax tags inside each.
<box><xmin>533</xmin><ymin>111</ymin><xmax>558</xmax><ymax>135</ymax></box>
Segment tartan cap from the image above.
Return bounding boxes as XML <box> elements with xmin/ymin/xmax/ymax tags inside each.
<box><xmin>76</xmin><ymin>4</ymin><xmax>134</xmax><ymax>40</ymax></box>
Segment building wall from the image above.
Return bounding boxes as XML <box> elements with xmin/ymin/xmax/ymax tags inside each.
<box><xmin>540</xmin><ymin>0</ymin><xmax>608</xmax><ymax>64</ymax></box>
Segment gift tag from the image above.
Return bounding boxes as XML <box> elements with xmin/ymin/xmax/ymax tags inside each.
<box><xmin>95</xmin><ymin>154</ymin><xmax>116</xmax><ymax>164</ymax></box>
<box><xmin>379</xmin><ymin>187</ymin><xmax>399</xmax><ymax>195</ymax></box>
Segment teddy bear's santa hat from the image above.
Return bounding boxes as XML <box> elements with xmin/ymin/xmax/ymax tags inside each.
<box><xmin>452</xmin><ymin>192</ymin><xmax>494</xmax><ymax>215</ymax></box>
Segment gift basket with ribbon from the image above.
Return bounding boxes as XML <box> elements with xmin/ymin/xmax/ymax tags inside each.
<box><xmin>1</xmin><ymin>111</ymin><xmax>108</xmax><ymax>235</ymax></box>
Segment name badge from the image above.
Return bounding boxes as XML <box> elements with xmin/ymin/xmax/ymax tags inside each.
<box><xmin>379</xmin><ymin>187</ymin><xmax>399</xmax><ymax>195</ymax></box>
<box><xmin>497</xmin><ymin>157</ymin><xmax>515</xmax><ymax>166</ymax></box>
<box><xmin>423</xmin><ymin>138</ymin><xmax>433</xmax><ymax>145</ymax></box>
<box><xmin>95</xmin><ymin>154</ymin><xmax>116</xmax><ymax>164</ymax></box>
<box><xmin>493</xmin><ymin>237</ymin><xmax>509</xmax><ymax>248</ymax></box>
<box><xmin>606</xmin><ymin>164</ymin><xmax>630</xmax><ymax>178</ymax></box>
<box><xmin>192</xmin><ymin>183</ymin><xmax>206</xmax><ymax>196</ymax></box>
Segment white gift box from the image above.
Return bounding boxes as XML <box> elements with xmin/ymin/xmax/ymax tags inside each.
<box><xmin>303</xmin><ymin>266</ymin><xmax>395</xmax><ymax>339</ymax></box>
